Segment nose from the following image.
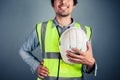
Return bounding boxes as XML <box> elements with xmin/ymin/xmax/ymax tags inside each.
<box><xmin>60</xmin><ymin>0</ymin><xmax>66</xmax><ymax>4</ymax></box>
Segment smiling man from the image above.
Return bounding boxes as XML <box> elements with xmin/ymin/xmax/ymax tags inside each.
<box><xmin>19</xmin><ymin>0</ymin><xmax>97</xmax><ymax>80</ymax></box>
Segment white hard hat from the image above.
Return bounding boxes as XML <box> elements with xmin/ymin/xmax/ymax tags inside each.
<box><xmin>59</xmin><ymin>27</ymin><xmax>88</xmax><ymax>64</ymax></box>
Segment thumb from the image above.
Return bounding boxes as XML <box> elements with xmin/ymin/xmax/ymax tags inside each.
<box><xmin>40</xmin><ymin>60</ymin><xmax>44</xmax><ymax>65</ymax></box>
<box><xmin>86</xmin><ymin>41</ymin><xmax>92</xmax><ymax>51</ymax></box>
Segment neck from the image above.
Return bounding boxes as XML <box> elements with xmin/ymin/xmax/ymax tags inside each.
<box><xmin>55</xmin><ymin>15</ymin><xmax>72</xmax><ymax>28</ymax></box>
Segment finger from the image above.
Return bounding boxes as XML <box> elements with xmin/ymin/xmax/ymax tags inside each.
<box><xmin>68</xmin><ymin>57</ymin><xmax>84</xmax><ymax>64</ymax></box>
<box><xmin>66</xmin><ymin>50</ymin><xmax>80</xmax><ymax>59</ymax></box>
<box><xmin>38</xmin><ymin>70</ymin><xmax>48</xmax><ymax>79</ymax></box>
<box><xmin>38</xmin><ymin>64</ymin><xmax>48</xmax><ymax>72</ymax></box>
<box><xmin>38</xmin><ymin>70</ymin><xmax>48</xmax><ymax>78</ymax></box>
<box><xmin>38</xmin><ymin>70</ymin><xmax>48</xmax><ymax>77</ymax></box>
<box><xmin>38</xmin><ymin>72</ymin><xmax>46</xmax><ymax>79</ymax></box>
<box><xmin>38</xmin><ymin>65</ymin><xmax>48</xmax><ymax>78</ymax></box>
<box><xmin>41</xmin><ymin>66</ymin><xmax>48</xmax><ymax>72</ymax></box>
<box><xmin>39</xmin><ymin>66</ymin><xmax>48</xmax><ymax>74</ymax></box>
<box><xmin>71</xmin><ymin>48</ymin><xmax>84</xmax><ymax>56</ymax></box>
<box><xmin>38</xmin><ymin>74</ymin><xmax>45</xmax><ymax>79</ymax></box>
<box><xmin>42</xmin><ymin>69</ymin><xmax>48</xmax><ymax>75</ymax></box>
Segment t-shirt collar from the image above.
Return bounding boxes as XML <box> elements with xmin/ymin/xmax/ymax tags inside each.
<box><xmin>52</xmin><ymin>18</ymin><xmax>75</xmax><ymax>28</ymax></box>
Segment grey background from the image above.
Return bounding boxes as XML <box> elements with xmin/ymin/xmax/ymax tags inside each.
<box><xmin>0</xmin><ymin>0</ymin><xmax>120</xmax><ymax>80</ymax></box>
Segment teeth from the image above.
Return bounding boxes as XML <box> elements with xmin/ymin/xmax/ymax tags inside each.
<box><xmin>61</xmin><ymin>6</ymin><xmax>67</xmax><ymax>9</ymax></box>
<box><xmin>60</xmin><ymin>6</ymin><xmax>68</xmax><ymax>10</ymax></box>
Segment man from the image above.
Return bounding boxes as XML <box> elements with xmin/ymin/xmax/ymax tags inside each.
<box><xmin>19</xmin><ymin>0</ymin><xmax>97</xmax><ymax>80</ymax></box>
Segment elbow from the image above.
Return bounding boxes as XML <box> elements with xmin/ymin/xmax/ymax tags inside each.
<box><xmin>19</xmin><ymin>46</ymin><xmax>27</xmax><ymax>61</ymax></box>
<box><xmin>19</xmin><ymin>47</ymin><xmax>23</xmax><ymax>57</ymax></box>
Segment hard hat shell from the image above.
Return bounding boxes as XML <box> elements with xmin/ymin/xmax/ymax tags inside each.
<box><xmin>59</xmin><ymin>27</ymin><xmax>88</xmax><ymax>64</ymax></box>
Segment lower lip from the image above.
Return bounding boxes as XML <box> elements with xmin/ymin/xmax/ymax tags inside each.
<box><xmin>60</xmin><ymin>6</ymin><xmax>68</xmax><ymax>10</ymax></box>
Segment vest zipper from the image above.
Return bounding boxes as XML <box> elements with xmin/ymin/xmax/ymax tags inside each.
<box><xmin>57</xmin><ymin>54</ymin><xmax>61</xmax><ymax>80</ymax></box>
<box><xmin>56</xmin><ymin>25</ymin><xmax>61</xmax><ymax>80</ymax></box>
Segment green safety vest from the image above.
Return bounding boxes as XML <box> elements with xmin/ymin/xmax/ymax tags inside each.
<box><xmin>36</xmin><ymin>20</ymin><xmax>92</xmax><ymax>80</ymax></box>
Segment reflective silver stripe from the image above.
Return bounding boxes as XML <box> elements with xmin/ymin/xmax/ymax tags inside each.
<box><xmin>44</xmin><ymin>52</ymin><xmax>62</xmax><ymax>59</ymax></box>
<box><xmin>41</xmin><ymin>21</ymin><xmax>47</xmax><ymax>58</ymax></box>
<box><xmin>39</xmin><ymin>76</ymin><xmax>83</xmax><ymax>80</ymax></box>
<box><xmin>81</xmin><ymin>26</ymin><xmax>86</xmax><ymax>33</ymax></box>
<box><xmin>81</xmin><ymin>25</ymin><xmax>92</xmax><ymax>40</ymax></box>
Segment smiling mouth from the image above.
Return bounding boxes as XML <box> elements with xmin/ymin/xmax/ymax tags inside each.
<box><xmin>60</xmin><ymin>6</ymin><xmax>68</xmax><ymax>10</ymax></box>
<box><xmin>59</xmin><ymin>5</ymin><xmax>69</xmax><ymax>10</ymax></box>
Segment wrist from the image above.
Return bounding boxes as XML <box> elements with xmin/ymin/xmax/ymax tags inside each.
<box><xmin>88</xmin><ymin>58</ymin><xmax>95</xmax><ymax>68</ymax></box>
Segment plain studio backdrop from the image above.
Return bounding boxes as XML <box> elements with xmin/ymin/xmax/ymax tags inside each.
<box><xmin>0</xmin><ymin>0</ymin><xmax>120</xmax><ymax>80</ymax></box>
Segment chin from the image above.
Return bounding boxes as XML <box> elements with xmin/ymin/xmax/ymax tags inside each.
<box><xmin>59</xmin><ymin>13</ymin><xmax>70</xmax><ymax>17</ymax></box>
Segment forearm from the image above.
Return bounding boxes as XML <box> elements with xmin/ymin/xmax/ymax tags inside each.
<box><xmin>19</xmin><ymin>47</ymin><xmax>40</xmax><ymax>73</ymax></box>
